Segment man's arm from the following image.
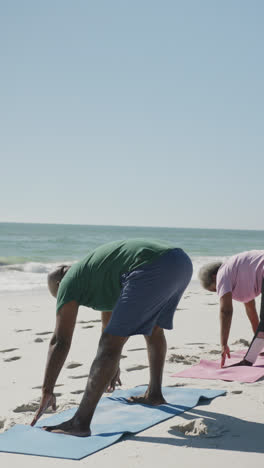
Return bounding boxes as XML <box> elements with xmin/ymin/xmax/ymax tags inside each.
<box><xmin>219</xmin><ymin>292</ymin><xmax>233</xmax><ymax>367</ymax></box>
<box><xmin>31</xmin><ymin>301</ymin><xmax>79</xmax><ymax>425</ymax></box>
<box><xmin>244</xmin><ymin>299</ymin><xmax>259</xmax><ymax>333</ymax></box>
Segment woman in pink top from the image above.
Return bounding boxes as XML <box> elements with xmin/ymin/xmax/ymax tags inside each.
<box><xmin>199</xmin><ymin>251</ymin><xmax>264</xmax><ymax>367</ymax></box>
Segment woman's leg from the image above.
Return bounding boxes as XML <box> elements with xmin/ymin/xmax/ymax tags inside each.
<box><xmin>244</xmin><ymin>280</ymin><xmax>264</xmax><ymax>364</ymax></box>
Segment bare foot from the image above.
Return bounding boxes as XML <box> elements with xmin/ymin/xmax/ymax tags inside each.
<box><xmin>127</xmin><ymin>392</ymin><xmax>167</xmax><ymax>406</ymax></box>
<box><xmin>227</xmin><ymin>359</ymin><xmax>252</xmax><ymax>368</ymax></box>
<box><xmin>43</xmin><ymin>417</ymin><xmax>91</xmax><ymax>437</ymax></box>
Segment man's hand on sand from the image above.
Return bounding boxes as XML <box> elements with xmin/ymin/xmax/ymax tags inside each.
<box><xmin>221</xmin><ymin>344</ymin><xmax>231</xmax><ymax>367</ymax></box>
<box><xmin>107</xmin><ymin>367</ymin><xmax>121</xmax><ymax>392</ymax></box>
<box><xmin>31</xmin><ymin>392</ymin><xmax>56</xmax><ymax>426</ymax></box>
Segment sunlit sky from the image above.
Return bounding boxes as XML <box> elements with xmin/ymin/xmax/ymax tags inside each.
<box><xmin>1</xmin><ymin>1</ymin><xmax>264</xmax><ymax>229</ymax></box>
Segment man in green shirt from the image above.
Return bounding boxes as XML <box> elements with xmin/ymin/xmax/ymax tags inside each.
<box><xmin>31</xmin><ymin>239</ymin><xmax>192</xmax><ymax>437</ymax></box>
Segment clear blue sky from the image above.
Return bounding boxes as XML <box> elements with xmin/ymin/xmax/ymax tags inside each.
<box><xmin>1</xmin><ymin>1</ymin><xmax>263</xmax><ymax>229</ymax></box>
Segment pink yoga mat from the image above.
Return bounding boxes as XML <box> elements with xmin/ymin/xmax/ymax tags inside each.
<box><xmin>172</xmin><ymin>350</ymin><xmax>264</xmax><ymax>383</ymax></box>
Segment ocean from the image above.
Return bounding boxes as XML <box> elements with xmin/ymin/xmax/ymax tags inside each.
<box><xmin>0</xmin><ymin>222</ymin><xmax>263</xmax><ymax>293</ymax></box>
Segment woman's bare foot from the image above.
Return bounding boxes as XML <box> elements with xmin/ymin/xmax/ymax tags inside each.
<box><xmin>43</xmin><ymin>416</ymin><xmax>91</xmax><ymax>437</ymax></box>
<box><xmin>127</xmin><ymin>391</ymin><xmax>166</xmax><ymax>406</ymax></box>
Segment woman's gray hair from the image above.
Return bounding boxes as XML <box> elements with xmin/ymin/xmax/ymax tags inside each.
<box><xmin>198</xmin><ymin>262</ymin><xmax>222</xmax><ymax>289</ymax></box>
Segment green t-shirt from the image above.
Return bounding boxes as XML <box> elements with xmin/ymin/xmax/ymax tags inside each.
<box><xmin>56</xmin><ymin>238</ymin><xmax>173</xmax><ymax>313</ymax></box>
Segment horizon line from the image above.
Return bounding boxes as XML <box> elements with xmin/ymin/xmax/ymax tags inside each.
<box><xmin>0</xmin><ymin>221</ymin><xmax>264</xmax><ymax>233</ymax></box>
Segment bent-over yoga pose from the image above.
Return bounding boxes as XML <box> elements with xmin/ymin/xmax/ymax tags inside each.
<box><xmin>199</xmin><ymin>250</ymin><xmax>264</xmax><ymax>367</ymax></box>
<box><xmin>31</xmin><ymin>239</ymin><xmax>192</xmax><ymax>437</ymax></box>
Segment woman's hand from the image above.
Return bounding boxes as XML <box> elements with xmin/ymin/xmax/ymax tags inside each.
<box><xmin>221</xmin><ymin>344</ymin><xmax>231</xmax><ymax>367</ymax></box>
<box><xmin>31</xmin><ymin>392</ymin><xmax>57</xmax><ymax>426</ymax></box>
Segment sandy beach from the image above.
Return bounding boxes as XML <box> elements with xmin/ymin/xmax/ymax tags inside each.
<box><xmin>0</xmin><ymin>281</ymin><xmax>263</xmax><ymax>467</ymax></box>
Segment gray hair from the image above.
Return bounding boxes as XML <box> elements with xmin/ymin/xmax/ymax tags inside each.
<box><xmin>47</xmin><ymin>265</ymin><xmax>71</xmax><ymax>298</ymax></box>
<box><xmin>198</xmin><ymin>262</ymin><xmax>222</xmax><ymax>289</ymax></box>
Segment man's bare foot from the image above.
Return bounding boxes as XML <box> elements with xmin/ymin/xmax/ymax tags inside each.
<box><xmin>127</xmin><ymin>392</ymin><xmax>167</xmax><ymax>406</ymax></box>
<box><xmin>43</xmin><ymin>416</ymin><xmax>91</xmax><ymax>437</ymax></box>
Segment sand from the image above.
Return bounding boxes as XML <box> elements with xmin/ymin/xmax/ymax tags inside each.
<box><xmin>0</xmin><ymin>282</ymin><xmax>263</xmax><ymax>467</ymax></box>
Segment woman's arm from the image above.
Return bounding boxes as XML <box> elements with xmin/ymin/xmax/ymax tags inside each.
<box><xmin>219</xmin><ymin>292</ymin><xmax>233</xmax><ymax>367</ymax></box>
<box><xmin>244</xmin><ymin>299</ymin><xmax>259</xmax><ymax>333</ymax></box>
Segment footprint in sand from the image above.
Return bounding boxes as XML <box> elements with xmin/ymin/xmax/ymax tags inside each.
<box><xmin>65</xmin><ymin>362</ymin><xmax>83</xmax><ymax>369</ymax></box>
<box><xmin>232</xmin><ymin>338</ymin><xmax>250</xmax><ymax>346</ymax></box>
<box><xmin>9</xmin><ymin>307</ymin><xmax>22</xmax><ymax>313</ymax></box>
<box><xmin>167</xmin><ymin>383</ymin><xmax>187</xmax><ymax>387</ymax></box>
<box><xmin>82</xmin><ymin>325</ymin><xmax>94</xmax><ymax>329</ymax></box>
<box><xmin>32</xmin><ymin>383</ymin><xmax>64</xmax><ymax>389</ymax></box>
<box><xmin>4</xmin><ymin>356</ymin><xmax>21</xmax><ymax>362</ymax></box>
<box><xmin>209</xmin><ymin>350</ymin><xmax>221</xmax><ymax>355</ymax></box>
<box><xmin>69</xmin><ymin>374</ymin><xmax>89</xmax><ymax>379</ymax></box>
<box><xmin>120</xmin><ymin>355</ymin><xmax>127</xmax><ymax>359</ymax></box>
<box><xmin>186</xmin><ymin>342</ymin><xmax>206</xmax><ymax>346</ymax></box>
<box><xmin>126</xmin><ymin>365</ymin><xmax>148</xmax><ymax>372</ymax></box>
<box><xmin>34</xmin><ymin>338</ymin><xmax>44</xmax><ymax>343</ymax></box>
<box><xmin>0</xmin><ymin>348</ymin><xmax>19</xmax><ymax>353</ymax></box>
<box><xmin>15</xmin><ymin>329</ymin><xmax>32</xmax><ymax>333</ymax></box>
<box><xmin>0</xmin><ymin>418</ymin><xmax>6</xmax><ymax>430</ymax></box>
<box><xmin>168</xmin><ymin>354</ymin><xmax>199</xmax><ymax>365</ymax></box>
<box><xmin>13</xmin><ymin>402</ymin><xmax>40</xmax><ymax>413</ymax></box>
<box><xmin>36</xmin><ymin>331</ymin><xmax>52</xmax><ymax>336</ymax></box>
<box><xmin>71</xmin><ymin>390</ymin><xmax>84</xmax><ymax>394</ymax></box>
<box><xmin>78</xmin><ymin>319</ymin><xmax>100</xmax><ymax>324</ymax></box>
<box><xmin>206</xmin><ymin>303</ymin><xmax>218</xmax><ymax>306</ymax></box>
<box><xmin>231</xmin><ymin>390</ymin><xmax>243</xmax><ymax>394</ymax></box>
<box><xmin>14</xmin><ymin>400</ymin><xmax>55</xmax><ymax>414</ymax></box>
<box><xmin>128</xmin><ymin>348</ymin><xmax>146</xmax><ymax>352</ymax></box>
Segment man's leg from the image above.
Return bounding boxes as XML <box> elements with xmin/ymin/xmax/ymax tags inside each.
<box><xmin>128</xmin><ymin>325</ymin><xmax>167</xmax><ymax>405</ymax></box>
<box><xmin>44</xmin><ymin>332</ymin><xmax>128</xmax><ymax>436</ymax></box>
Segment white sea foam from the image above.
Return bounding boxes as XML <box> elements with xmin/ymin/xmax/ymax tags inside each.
<box><xmin>22</xmin><ymin>263</ymin><xmax>51</xmax><ymax>274</ymax></box>
<box><xmin>0</xmin><ymin>256</ymin><xmax>228</xmax><ymax>293</ymax></box>
<box><xmin>0</xmin><ymin>262</ymin><xmax>65</xmax><ymax>293</ymax></box>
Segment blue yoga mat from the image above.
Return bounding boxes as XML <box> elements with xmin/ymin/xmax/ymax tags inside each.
<box><xmin>0</xmin><ymin>386</ymin><xmax>225</xmax><ymax>460</ymax></box>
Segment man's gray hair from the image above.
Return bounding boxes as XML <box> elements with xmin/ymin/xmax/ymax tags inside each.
<box><xmin>47</xmin><ymin>264</ymin><xmax>70</xmax><ymax>298</ymax></box>
<box><xmin>198</xmin><ymin>262</ymin><xmax>222</xmax><ymax>289</ymax></box>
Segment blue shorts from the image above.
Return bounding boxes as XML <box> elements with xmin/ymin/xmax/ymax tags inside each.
<box><xmin>104</xmin><ymin>248</ymin><xmax>193</xmax><ymax>337</ymax></box>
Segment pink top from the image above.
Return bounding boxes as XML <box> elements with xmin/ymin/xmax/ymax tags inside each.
<box><xmin>216</xmin><ymin>250</ymin><xmax>264</xmax><ymax>303</ymax></box>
